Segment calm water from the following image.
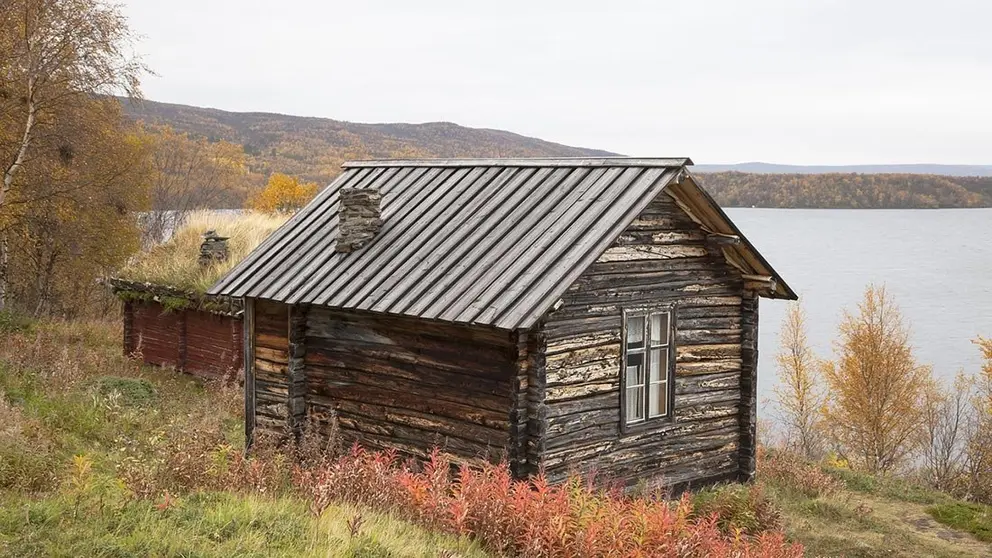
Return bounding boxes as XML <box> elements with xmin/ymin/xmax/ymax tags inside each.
<box><xmin>725</xmin><ymin>208</ymin><xmax>992</xmax><ymax>405</ymax></box>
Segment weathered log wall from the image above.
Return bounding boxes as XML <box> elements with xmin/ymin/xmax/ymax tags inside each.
<box><xmin>738</xmin><ymin>292</ymin><xmax>759</xmax><ymax>482</ymax></box>
<box><xmin>185</xmin><ymin>310</ymin><xmax>243</xmax><ymax>380</ymax></box>
<box><xmin>251</xmin><ymin>299</ymin><xmax>291</xmax><ymax>437</ymax></box>
<box><xmin>303</xmin><ymin>307</ymin><xmax>517</xmax><ymax>464</ymax></box>
<box><xmin>537</xmin><ymin>191</ymin><xmax>752</xmax><ymax>488</ymax></box>
<box><xmin>124</xmin><ymin>300</ymin><xmax>242</xmax><ymax>380</ymax></box>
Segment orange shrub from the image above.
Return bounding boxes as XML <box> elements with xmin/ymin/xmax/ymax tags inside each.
<box><xmin>296</xmin><ymin>445</ymin><xmax>804</xmax><ymax>558</ymax></box>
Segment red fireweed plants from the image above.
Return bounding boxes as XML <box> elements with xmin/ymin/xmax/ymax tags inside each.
<box><xmin>295</xmin><ymin>445</ymin><xmax>804</xmax><ymax>558</ymax></box>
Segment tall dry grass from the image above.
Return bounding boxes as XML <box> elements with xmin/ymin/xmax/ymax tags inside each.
<box><xmin>117</xmin><ymin>210</ymin><xmax>286</xmax><ymax>292</ymax></box>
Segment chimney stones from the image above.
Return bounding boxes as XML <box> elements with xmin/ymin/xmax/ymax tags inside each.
<box><xmin>335</xmin><ymin>188</ymin><xmax>382</xmax><ymax>252</ymax></box>
<box><xmin>199</xmin><ymin>230</ymin><xmax>229</xmax><ymax>267</ymax></box>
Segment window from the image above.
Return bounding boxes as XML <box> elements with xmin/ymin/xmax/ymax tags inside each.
<box><xmin>622</xmin><ymin>307</ymin><xmax>674</xmax><ymax>427</ymax></box>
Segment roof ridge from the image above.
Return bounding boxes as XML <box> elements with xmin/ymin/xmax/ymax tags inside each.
<box><xmin>342</xmin><ymin>157</ymin><xmax>693</xmax><ymax>169</ymax></box>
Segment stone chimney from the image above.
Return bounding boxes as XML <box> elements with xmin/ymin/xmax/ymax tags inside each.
<box><xmin>199</xmin><ymin>230</ymin><xmax>229</xmax><ymax>267</ymax></box>
<box><xmin>335</xmin><ymin>188</ymin><xmax>382</xmax><ymax>253</ymax></box>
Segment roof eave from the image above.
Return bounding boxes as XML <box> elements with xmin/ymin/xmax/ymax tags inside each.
<box><xmin>667</xmin><ymin>173</ymin><xmax>798</xmax><ymax>301</ymax></box>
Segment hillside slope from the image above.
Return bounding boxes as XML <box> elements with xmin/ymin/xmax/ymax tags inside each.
<box><xmin>121</xmin><ymin>98</ymin><xmax>615</xmax><ymax>185</ymax></box>
<box><xmin>121</xmin><ymin>99</ymin><xmax>992</xmax><ymax>208</ymax></box>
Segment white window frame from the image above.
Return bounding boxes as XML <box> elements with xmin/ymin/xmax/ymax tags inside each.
<box><xmin>621</xmin><ymin>305</ymin><xmax>676</xmax><ymax>431</ymax></box>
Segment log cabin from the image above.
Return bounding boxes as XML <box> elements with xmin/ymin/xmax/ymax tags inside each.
<box><xmin>208</xmin><ymin>158</ymin><xmax>796</xmax><ymax>490</ymax></box>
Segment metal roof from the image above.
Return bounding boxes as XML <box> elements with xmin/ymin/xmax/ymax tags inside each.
<box><xmin>208</xmin><ymin>157</ymin><xmax>793</xmax><ymax>330</ymax></box>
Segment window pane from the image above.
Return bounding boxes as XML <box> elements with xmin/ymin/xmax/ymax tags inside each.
<box><xmin>626</xmin><ymin>363</ymin><xmax>644</xmax><ymax>387</ymax></box>
<box><xmin>649</xmin><ymin>382</ymin><xmax>668</xmax><ymax>417</ymax></box>
<box><xmin>627</xmin><ymin>316</ymin><xmax>645</xmax><ymax>350</ymax></box>
<box><xmin>626</xmin><ymin>386</ymin><xmax>644</xmax><ymax>422</ymax></box>
<box><xmin>650</xmin><ymin>312</ymin><xmax>670</xmax><ymax>345</ymax></box>
<box><xmin>649</xmin><ymin>348</ymin><xmax>668</xmax><ymax>383</ymax></box>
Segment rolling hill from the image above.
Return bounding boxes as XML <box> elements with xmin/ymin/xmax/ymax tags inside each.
<box><xmin>120</xmin><ymin>98</ymin><xmax>615</xmax><ymax>186</ymax></box>
<box><xmin>121</xmin><ymin>98</ymin><xmax>992</xmax><ymax>208</ymax></box>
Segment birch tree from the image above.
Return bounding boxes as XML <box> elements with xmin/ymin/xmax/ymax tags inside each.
<box><xmin>821</xmin><ymin>285</ymin><xmax>933</xmax><ymax>474</ymax></box>
<box><xmin>773</xmin><ymin>302</ymin><xmax>826</xmax><ymax>459</ymax></box>
<box><xmin>0</xmin><ymin>0</ymin><xmax>144</xmax><ymax>309</ymax></box>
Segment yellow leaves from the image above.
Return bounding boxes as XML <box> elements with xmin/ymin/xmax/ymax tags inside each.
<box><xmin>247</xmin><ymin>173</ymin><xmax>318</xmax><ymax>214</ymax></box>
<box><xmin>820</xmin><ymin>285</ymin><xmax>933</xmax><ymax>474</ymax></box>
<box><xmin>824</xmin><ymin>452</ymin><xmax>849</xmax><ymax>470</ymax></box>
<box><xmin>773</xmin><ymin>302</ymin><xmax>826</xmax><ymax>459</ymax></box>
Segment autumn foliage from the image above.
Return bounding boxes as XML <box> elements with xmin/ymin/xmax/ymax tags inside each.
<box><xmin>295</xmin><ymin>446</ymin><xmax>803</xmax><ymax>558</ymax></box>
<box><xmin>246</xmin><ymin>173</ymin><xmax>318</xmax><ymax>214</ymax></box>
<box><xmin>772</xmin><ymin>303</ymin><xmax>825</xmax><ymax>459</ymax></box>
<box><xmin>820</xmin><ymin>286</ymin><xmax>933</xmax><ymax>474</ymax></box>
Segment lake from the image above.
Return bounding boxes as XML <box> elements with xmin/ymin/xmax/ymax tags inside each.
<box><xmin>726</xmin><ymin>208</ymin><xmax>992</xmax><ymax>407</ymax></box>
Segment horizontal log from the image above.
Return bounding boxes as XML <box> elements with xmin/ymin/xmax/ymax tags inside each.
<box><xmin>256</xmin><ymin>333</ymin><xmax>289</xmax><ymax>350</ymax></box>
<box><xmin>545</xmin><ymin>331</ymin><xmax>617</xmax><ymax>356</ymax></box>
<box><xmin>545</xmin><ymin>380</ymin><xmax>618</xmax><ymax>403</ymax></box>
<box><xmin>304</xmin><ymin>352</ymin><xmax>512</xmax><ymax>397</ymax></box>
<box><xmin>254</xmin><ymin>358</ymin><xmax>288</xmax><ymax>375</ymax></box>
<box><xmin>313</xmin><ymin>396</ymin><xmax>508</xmax><ymax>449</ymax></box>
<box><xmin>676</xmin><ymin>359</ymin><xmax>742</xmax><ymax>376</ymax></box>
<box><xmin>546</xmin><ymin>391</ymin><xmax>617</xmax><ymax>418</ymax></box>
<box><xmin>546</xmin><ymin>357</ymin><xmax>618</xmax><ymax>387</ymax></box>
<box><xmin>597</xmin><ymin>245</ymin><xmax>709</xmax><ymax>262</ymax></box>
<box><xmin>615</xmin><ymin>230</ymin><xmax>706</xmax><ymax>245</ymax></box>
<box><xmin>676</xmin><ymin>343</ymin><xmax>741</xmax><ymax>362</ymax></box>
<box><xmin>305</xmin><ymin>338</ymin><xmax>512</xmax><ymax>382</ymax></box>
<box><xmin>306</xmin><ymin>381</ymin><xmax>509</xmax><ymax>429</ymax></box>
<box><xmin>307</xmin><ymin>307</ymin><xmax>513</xmax><ymax>349</ymax></box>
<box><xmin>675</xmin><ymin>371</ymin><xmax>740</xmax><ymax>394</ymax></box>
<box><xmin>254</xmin><ymin>346</ymin><xmax>288</xmax><ymax>363</ymax></box>
<box><xmin>544</xmin><ymin>425</ymin><xmax>740</xmax><ymax>473</ymax></box>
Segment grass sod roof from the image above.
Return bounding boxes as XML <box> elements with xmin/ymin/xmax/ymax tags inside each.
<box><xmin>116</xmin><ymin>211</ymin><xmax>287</xmax><ymax>294</ymax></box>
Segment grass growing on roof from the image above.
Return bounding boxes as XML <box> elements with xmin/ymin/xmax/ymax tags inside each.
<box><xmin>116</xmin><ymin>211</ymin><xmax>287</xmax><ymax>293</ymax></box>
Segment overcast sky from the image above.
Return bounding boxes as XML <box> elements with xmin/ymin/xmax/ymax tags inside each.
<box><xmin>122</xmin><ymin>0</ymin><xmax>991</xmax><ymax>165</ymax></box>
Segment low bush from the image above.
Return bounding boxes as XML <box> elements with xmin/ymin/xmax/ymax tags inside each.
<box><xmin>691</xmin><ymin>483</ymin><xmax>782</xmax><ymax>536</ymax></box>
<box><xmin>90</xmin><ymin>375</ymin><xmax>156</xmax><ymax>406</ymax></box>
<box><xmin>758</xmin><ymin>448</ymin><xmax>841</xmax><ymax>498</ymax></box>
<box><xmin>296</xmin><ymin>446</ymin><xmax>804</xmax><ymax>558</ymax></box>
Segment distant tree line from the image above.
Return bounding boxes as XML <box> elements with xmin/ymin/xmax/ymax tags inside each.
<box><xmin>696</xmin><ymin>172</ymin><xmax>992</xmax><ymax>209</ymax></box>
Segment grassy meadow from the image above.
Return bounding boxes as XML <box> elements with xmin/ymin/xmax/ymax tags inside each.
<box><xmin>0</xmin><ymin>314</ymin><xmax>989</xmax><ymax>557</ymax></box>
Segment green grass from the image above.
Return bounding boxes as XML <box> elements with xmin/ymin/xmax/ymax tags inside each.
<box><xmin>761</xmin><ymin>462</ymin><xmax>992</xmax><ymax>558</ymax></box>
<box><xmin>0</xmin><ymin>317</ymin><xmax>488</xmax><ymax>558</ymax></box>
<box><xmin>0</xmin><ymin>491</ymin><xmax>487</xmax><ymax>557</ymax></box>
<box><xmin>824</xmin><ymin>466</ymin><xmax>948</xmax><ymax>506</ymax></box>
<box><xmin>0</xmin><ymin>311</ymin><xmax>34</xmax><ymax>334</ymax></box>
<box><xmin>928</xmin><ymin>502</ymin><xmax>992</xmax><ymax>543</ymax></box>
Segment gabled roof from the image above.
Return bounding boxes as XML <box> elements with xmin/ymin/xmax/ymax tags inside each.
<box><xmin>208</xmin><ymin>158</ymin><xmax>795</xmax><ymax>330</ymax></box>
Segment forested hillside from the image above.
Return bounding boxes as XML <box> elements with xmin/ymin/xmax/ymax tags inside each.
<box><xmin>122</xmin><ymin>99</ymin><xmax>992</xmax><ymax>208</ymax></box>
<box><xmin>120</xmin><ymin>98</ymin><xmax>614</xmax><ymax>186</ymax></box>
<box><xmin>696</xmin><ymin>172</ymin><xmax>992</xmax><ymax>208</ymax></box>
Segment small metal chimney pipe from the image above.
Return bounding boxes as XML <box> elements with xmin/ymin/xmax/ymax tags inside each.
<box><xmin>335</xmin><ymin>188</ymin><xmax>382</xmax><ymax>253</ymax></box>
<box><xmin>199</xmin><ymin>229</ymin><xmax>229</xmax><ymax>267</ymax></box>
